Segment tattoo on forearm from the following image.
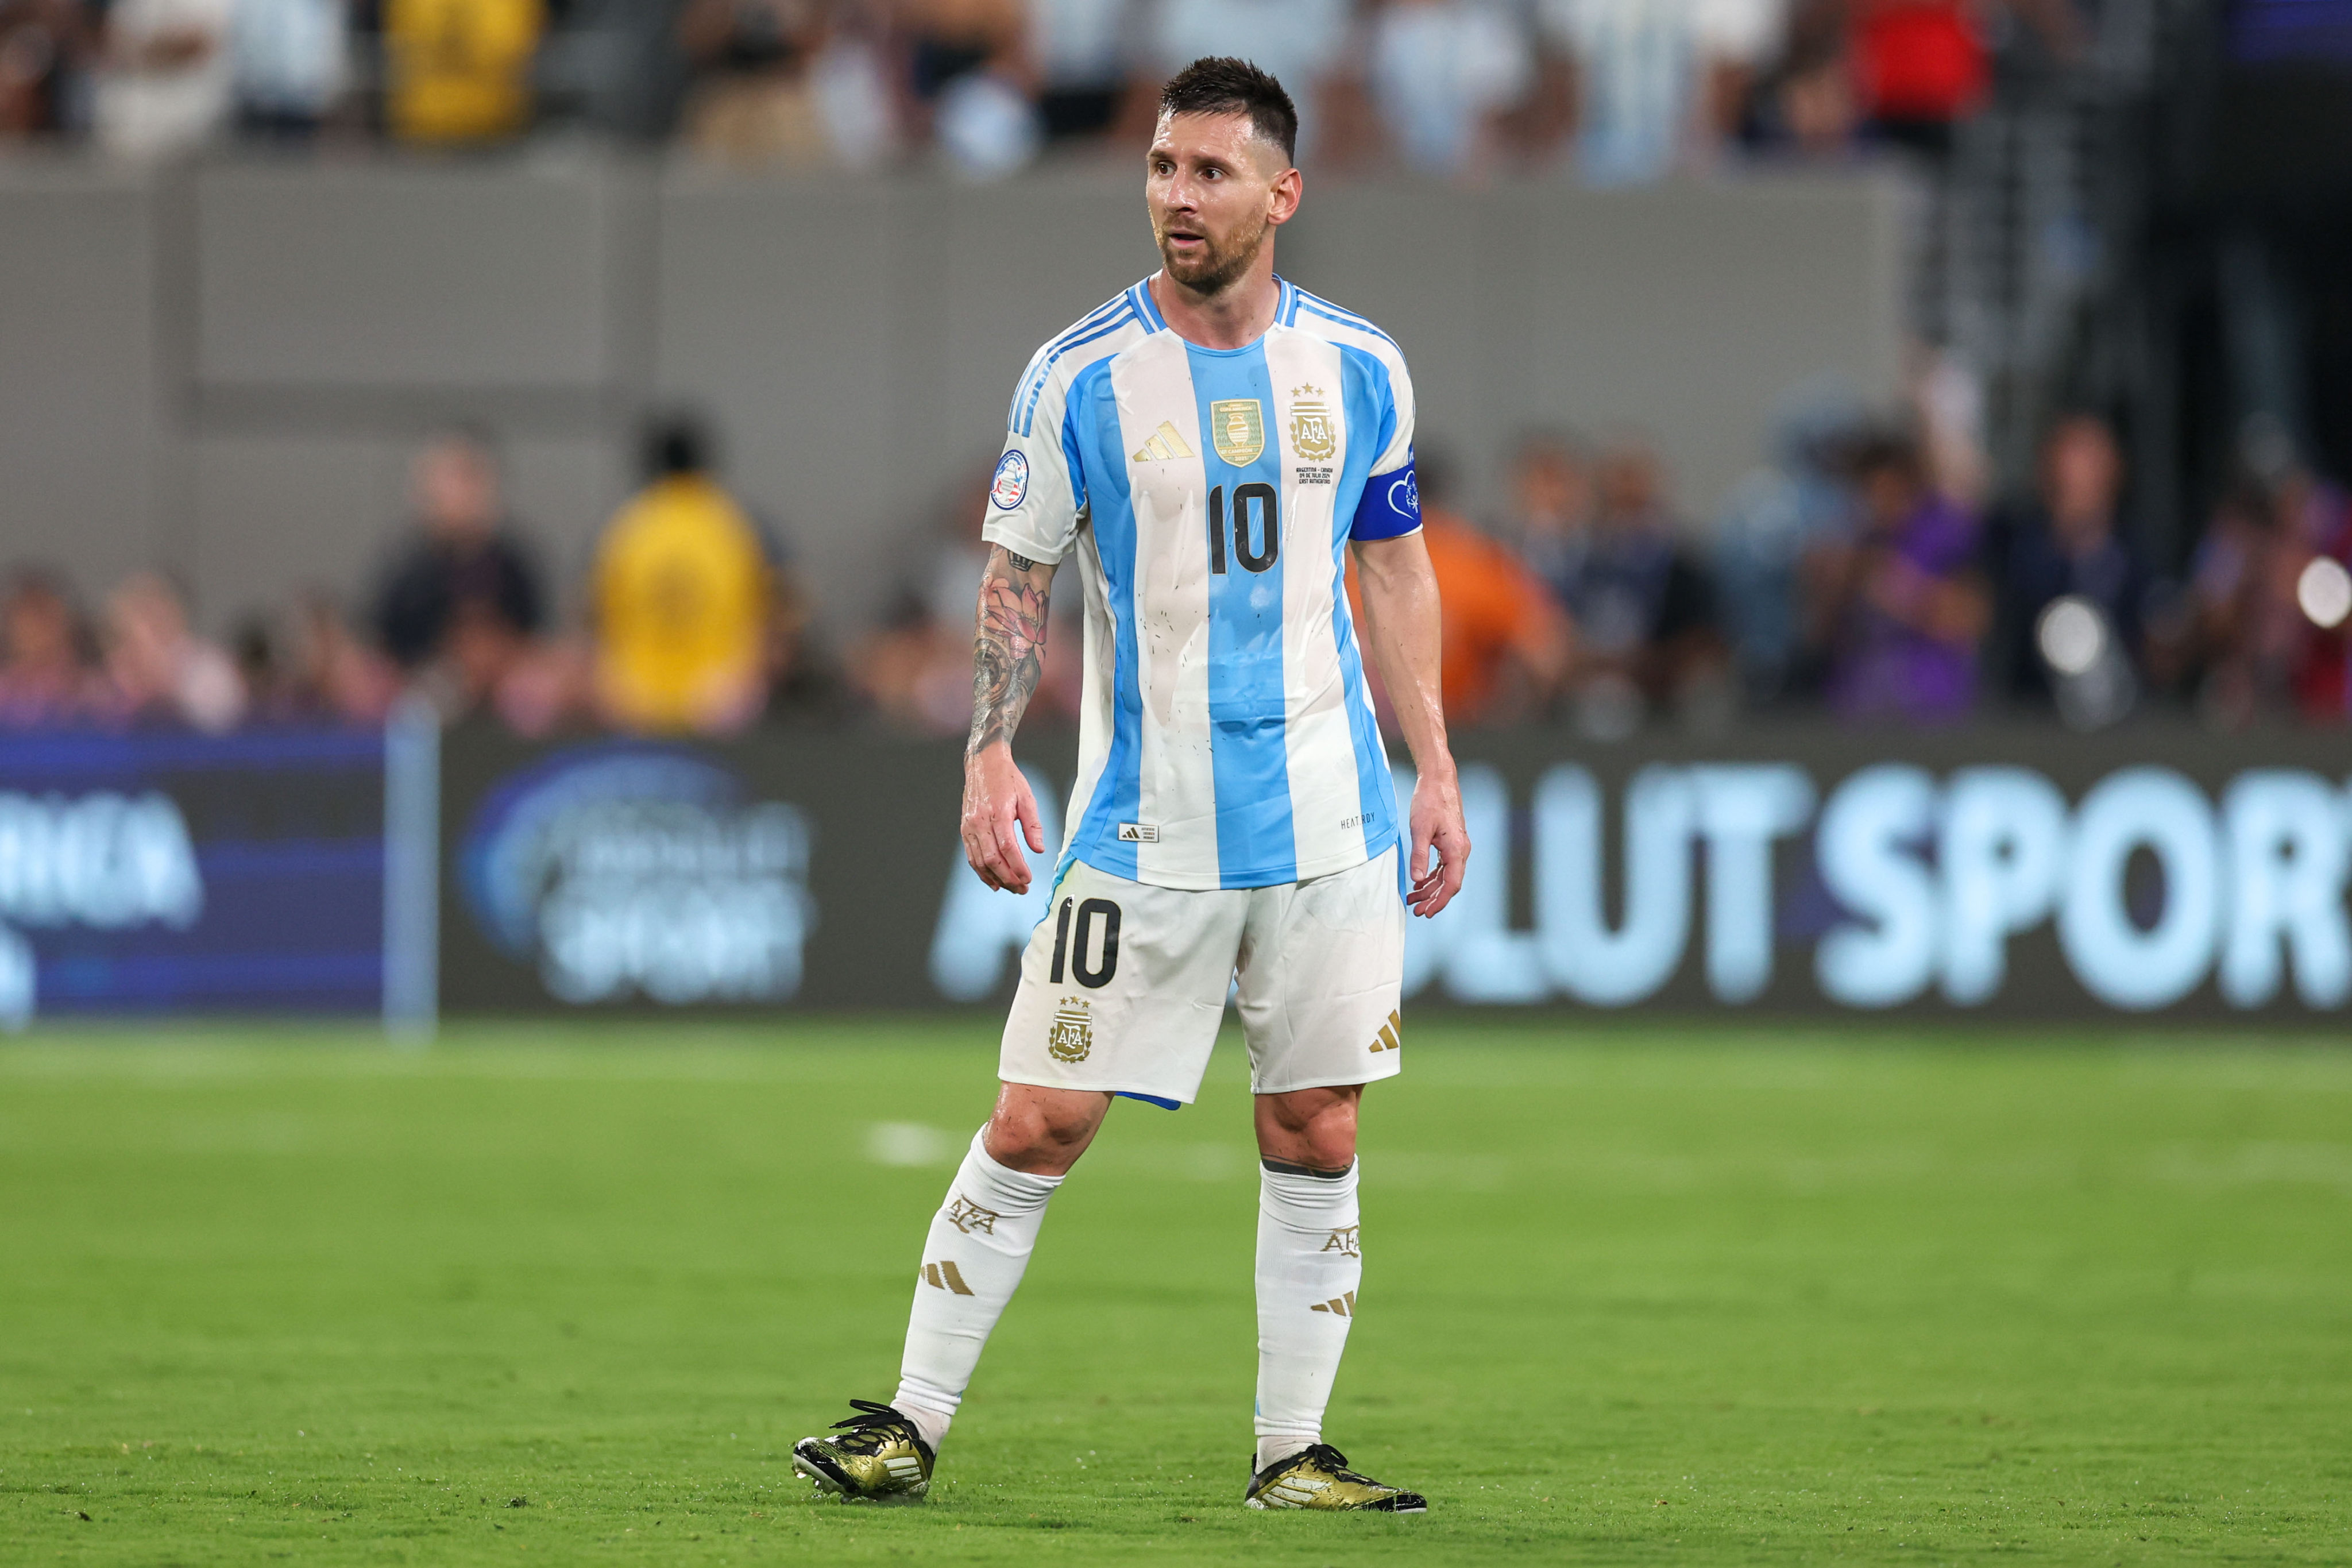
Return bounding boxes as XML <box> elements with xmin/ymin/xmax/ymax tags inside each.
<box><xmin>968</xmin><ymin>547</ymin><xmax>1050</xmax><ymax>755</ymax></box>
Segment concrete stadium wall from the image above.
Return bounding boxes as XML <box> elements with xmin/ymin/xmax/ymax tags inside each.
<box><xmin>0</xmin><ymin>153</ymin><xmax>1904</xmax><ymax>642</ymax></box>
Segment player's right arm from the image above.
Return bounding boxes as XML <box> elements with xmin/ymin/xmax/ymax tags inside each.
<box><xmin>961</xmin><ymin>544</ymin><xmax>1056</xmax><ymax>894</ymax></box>
<box><xmin>961</xmin><ymin>345</ymin><xmax>1089</xmax><ymax>895</ymax></box>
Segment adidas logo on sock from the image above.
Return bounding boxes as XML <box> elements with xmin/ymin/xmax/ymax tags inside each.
<box><xmin>1131</xmin><ymin>422</ymin><xmax>1194</xmax><ymax>463</ymax></box>
<box><xmin>1309</xmin><ymin>1291</ymin><xmax>1358</xmax><ymax>1317</ymax></box>
<box><xmin>921</xmin><ymin>1261</ymin><xmax>976</xmax><ymax>1296</ymax></box>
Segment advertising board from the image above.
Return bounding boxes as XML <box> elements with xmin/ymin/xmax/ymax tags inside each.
<box><xmin>439</xmin><ymin>723</ymin><xmax>2352</xmax><ymax>1019</ymax></box>
<box><xmin>1391</xmin><ymin>726</ymin><xmax>2352</xmax><ymax>1017</ymax></box>
<box><xmin>438</xmin><ymin>729</ymin><xmax>975</xmax><ymax>1014</ymax></box>
<box><xmin>0</xmin><ymin>728</ymin><xmax>396</xmax><ymax>1024</ymax></box>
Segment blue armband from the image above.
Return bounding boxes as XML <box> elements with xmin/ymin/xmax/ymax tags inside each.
<box><xmin>1351</xmin><ymin>457</ymin><xmax>1423</xmax><ymax>541</ymax></box>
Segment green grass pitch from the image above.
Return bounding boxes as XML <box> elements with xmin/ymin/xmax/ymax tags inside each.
<box><xmin>2</xmin><ymin>1021</ymin><xmax>2349</xmax><ymax>1565</ymax></box>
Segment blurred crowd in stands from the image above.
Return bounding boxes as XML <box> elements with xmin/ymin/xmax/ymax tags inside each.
<box><xmin>0</xmin><ymin>0</ymin><xmax>2081</xmax><ymax>177</ymax></box>
<box><xmin>9</xmin><ymin>385</ymin><xmax>2352</xmax><ymax>741</ymax></box>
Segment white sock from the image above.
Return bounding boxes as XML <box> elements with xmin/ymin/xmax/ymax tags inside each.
<box><xmin>891</xmin><ymin>1127</ymin><xmax>1063</xmax><ymax>1454</ymax></box>
<box><xmin>1253</xmin><ymin>1158</ymin><xmax>1361</xmax><ymax>1474</ymax></box>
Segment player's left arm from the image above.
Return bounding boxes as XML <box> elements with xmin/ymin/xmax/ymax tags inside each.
<box><xmin>1353</xmin><ymin>530</ymin><xmax>1468</xmax><ymax>918</ymax></box>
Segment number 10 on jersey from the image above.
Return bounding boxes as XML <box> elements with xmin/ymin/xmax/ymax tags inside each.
<box><xmin>1207</xmin><ymin>484</ymin><xmax>1279</xmax><ymax>575</ymax></box>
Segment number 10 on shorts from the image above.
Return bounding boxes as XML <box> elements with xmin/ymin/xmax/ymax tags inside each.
<box><xmin>1049</xmin><ymin>897</ymin><xmax>1122</xmax><ymax>988</ymax></box>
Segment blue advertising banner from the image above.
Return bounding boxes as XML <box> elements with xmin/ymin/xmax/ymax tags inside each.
<box><xmin>0</xmin><ymin>728</ymin><xmax>391</xmax><ymax>1022</ymax></box>
<box><xmin>438</xmin><ymin>722</ymin><xmax>2352</xmax><ymax>1020</ymax></box>
<box><xmin>437</xmin><ymin>729</ymin><xmax>928</xmax><ymax>1015</ymax></box>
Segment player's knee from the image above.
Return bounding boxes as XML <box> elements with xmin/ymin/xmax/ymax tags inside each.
<box><xmin>983</xmin><ymin>1117</ymin><xmax>1088</xmax><ymax>1176</ymax></box>
<box><xmin>1257</xmin><ymin>1086</ymin><xmax>1360</xmax><ymax>1171</ymax></box>
<box><xmin>982</xmin><ymin>1090</ymin><xmax>1104</xmax><ymax>1176</ymax></box>
<box><xmin>1291</xmin><ymin>1125</ymin><xmax>1358</xmax><ymax>1171</ymax></box>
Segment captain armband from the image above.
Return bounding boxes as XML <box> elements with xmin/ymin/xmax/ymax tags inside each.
<box><xmin>1350</xmin><ymin>457</ymin><xmax>1423</xmax><ymax>542</ymax></box>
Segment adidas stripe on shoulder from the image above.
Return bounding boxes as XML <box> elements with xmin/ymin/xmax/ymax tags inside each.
<box><xmin>1012</xmin><ymin>293</ymin><xmax>1152</xmax><ymax>436</ymax></box>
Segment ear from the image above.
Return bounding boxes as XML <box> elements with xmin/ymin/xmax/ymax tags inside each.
<box><xmin>1266</xmin><ymin>164</ymin><xmax>1303</xmax><ymax>227</ymax></box>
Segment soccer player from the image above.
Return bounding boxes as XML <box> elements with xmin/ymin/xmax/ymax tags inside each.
<box><xmin>793</xmin><ymin>56</ymin><xmax>1468</xmax><ymax>1513</ymax></box>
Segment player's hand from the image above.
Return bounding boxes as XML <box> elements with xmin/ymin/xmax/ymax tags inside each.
<box><xmin>962</xmin><ymin>741</ymin><xmax>1045</xmax><ymax>894</ymax></box>
<box><xmin>1406</xmin><ymin>762</ymin><xmax>1467</xmax><ymax>918</ymax></box>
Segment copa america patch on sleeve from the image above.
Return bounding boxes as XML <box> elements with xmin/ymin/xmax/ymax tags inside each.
<box><xmin>1350</xmin><ymin>455</ymin><xmax>1422</xmax><ymax>540</ymax></box>
<box><xmin>991</xmin><ymin>450</ymin><xmax>1030</xmax><ymax>509</ymax></box>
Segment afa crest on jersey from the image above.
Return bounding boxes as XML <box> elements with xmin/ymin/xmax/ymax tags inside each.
<box><xmin>1289</xmin><ymin>385</ymin><xmax>1337</xmax><ymax>461</ymax></box>
<box><xmin>1210</xmin><ymin>399</ymin><xmax>1265</xmax><ymax>466</ymax></box>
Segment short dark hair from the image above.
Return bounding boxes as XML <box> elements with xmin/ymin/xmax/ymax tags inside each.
<box><xmin>643</xmin><ymin>412</ymin><xmax>713</xmax><ymax>478</ymax></box>
<box><xmin>1849</xmin><ymin>431</ymin><xmax>1923</xmax><ymax>485</ymax></box>
<box><xmin>1160</xmin><ymin>57</ymin><xmax>1297</xmax><ymax>163</ymax></box>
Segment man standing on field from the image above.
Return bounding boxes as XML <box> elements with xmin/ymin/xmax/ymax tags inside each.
<box><xmin>794</xmin><ymin>56</ymin><xmax>1468</xmax><ymax>1513</ymax></box>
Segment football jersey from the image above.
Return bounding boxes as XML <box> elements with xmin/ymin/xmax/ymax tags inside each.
<box><xmin>982</xmin><ymin>276</ymin><xmax>1423</xmax><ymax>893</ymax></box>
<box><xmin>592</xmin><ymin>473</ymin><xmax>770</xmax><ymax>732</ymax></box>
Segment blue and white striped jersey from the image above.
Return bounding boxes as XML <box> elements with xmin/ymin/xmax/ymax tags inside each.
<box><xmin>983</xmin><ymin>276</ymin><xmax>1423</xmax><ymax>892</ymax></box>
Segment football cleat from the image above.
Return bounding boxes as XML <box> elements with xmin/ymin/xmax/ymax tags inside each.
<box><xmin>791</xmin><ymin>1400</ymin><xmax>935</xmax><ymax>1503</ymax></box>
<box><xmin>1245</xmin><ymin>1442</ymin><xmax>1428</xmax><ymax>1512</ymax></box>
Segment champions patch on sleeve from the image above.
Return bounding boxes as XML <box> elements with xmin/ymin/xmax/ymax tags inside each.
<box><xmin>1350</xmin><ymin>457</ymin><xmax>1422</xmax><ymax>540</ymax></box>
<box><xmin>990</xmin><ymin>449</ymin><xmax>1030</xmax><ymax>510</ymax></box>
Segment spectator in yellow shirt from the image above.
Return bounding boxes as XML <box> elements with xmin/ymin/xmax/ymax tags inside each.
<box><xmin>382</xmin><ymin>0</ymin><xmax>542</xmax><ymax>144</ymax></box>
<box><xmin>592</xmin><ymin>416</ymin><xmax>772</xmax><ymax>736</ymax></box>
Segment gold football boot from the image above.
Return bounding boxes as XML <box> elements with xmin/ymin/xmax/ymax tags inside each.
<box><xmin>1245</xmin><ymin>1442</ymin><xmax>1428</xmax><ymax>1512</ymax></box>
<box><xmin>791</xmin><ymin>1400</ymin><xmax>935</xmax><ymax>1502</ymax></box>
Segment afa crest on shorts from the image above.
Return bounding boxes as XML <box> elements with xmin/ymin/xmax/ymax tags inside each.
<box><xmin>1048</xmin><ymin>997</ymin><xmax>1092</xmax><ymax>1063</ymax></box>
<box><xmin>1210</xmin><ymin>399</ymin><xmax>1264</xmax><ymax>466</ymax></box>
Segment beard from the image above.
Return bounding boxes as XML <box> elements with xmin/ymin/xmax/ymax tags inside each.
<box><xmin>1157</xmin><ymin>210</ymin><xmax>1268</xmax><ymax>298</ymax></box>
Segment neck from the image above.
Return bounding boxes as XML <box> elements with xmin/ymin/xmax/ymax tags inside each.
<box><xmin>1151</xmin><ymin>255</ymin><xmax>1279</xmax><ymax>350</ymax></box>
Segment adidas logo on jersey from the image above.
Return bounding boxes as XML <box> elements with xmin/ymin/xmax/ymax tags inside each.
<box><xmin>1310</xmin><ymin>1291</ymin><xmax>1358</xmax><ymax>1316</ymax></box>
<box><xmin>1131</xmin><ymin>422</ymin><xmax>1193</xmax><ymax>464</ymax></box>
<box><xmin>1369</xmin><ymin>1009</ymin><xmax>1402</xmax><ymax>1053</ymax></box>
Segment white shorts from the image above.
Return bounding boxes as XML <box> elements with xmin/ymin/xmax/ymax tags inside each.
<box><xmin>999</xmin><ymin>847</ymin><xmax>1407</xmax><ymax>1106</ymax></box>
